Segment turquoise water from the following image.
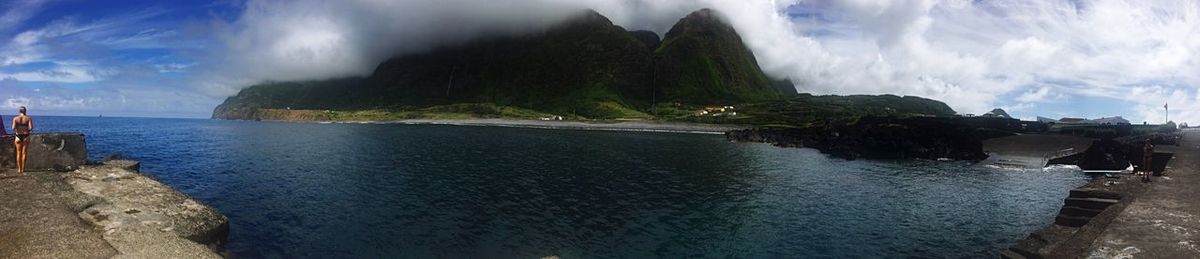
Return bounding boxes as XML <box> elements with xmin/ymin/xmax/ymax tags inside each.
<box><xmin>34</xmin><ymin>116</ymin><xmax>1090</xmax><ymax>258</ymax></box>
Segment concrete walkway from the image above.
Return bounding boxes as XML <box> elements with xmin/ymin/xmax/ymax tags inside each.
<box><xmin>0</xmin><ymin>170</ymin><xmax>116</xmax><ymax>258</ymax></box>
<box><xmin>1087</xmin><ymin>129</ymin><xmax>1200</xmax><ymax>258</ymax></box>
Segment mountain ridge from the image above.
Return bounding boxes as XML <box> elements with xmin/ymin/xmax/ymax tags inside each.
<box><xmin>213</xmin><ymin>8</ymin><xmax>797</xmax><ymax>120</ymax></box>
<box><xmin>211</xmin><ymin>9</ymin><xmax>948</xmax><ymax>123</ymax></box>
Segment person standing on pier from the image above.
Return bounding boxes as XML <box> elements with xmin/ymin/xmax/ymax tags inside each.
<box><xmin>1142</xmin><ymin>140</ymin><xmax>1154</xmax><ymax>182</ymax></box>
<box><xmin>12</xmin><ymin>106</ymin><xmax>32</xmax><ymax>175</ymax></box>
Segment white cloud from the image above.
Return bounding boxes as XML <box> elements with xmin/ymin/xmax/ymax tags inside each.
<box><xmin>0</xmin><ymin>60</ymin><xmax>108</xmax><ymax>83</ymax></box>
<box><xmin>0</xmin><ymin>0</ymin><xmax>49</xmax><ymax>33</ymax></box>
<box><xmin>1016</xmin><ymin>86</ymin><xmax>1061</xmax><ymax>104</ymax></box>
<box><xmin>1</xmin><ymin>84</ymin><xmax>216</xmax><ymax>117</ymax></box>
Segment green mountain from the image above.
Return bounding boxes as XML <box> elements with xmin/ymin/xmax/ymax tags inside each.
<box><xmin>654</xmin><ymin>9</ymin><xmax>786</xmax><ymax>103</ymax></box>
<box><xmin>213</xmin><ymin>8</ymin><xmax>798</xmax><ymax>120</ymax></box>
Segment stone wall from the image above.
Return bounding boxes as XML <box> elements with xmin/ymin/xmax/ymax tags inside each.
<box><xmin>0</xmin><ymin>133</ymin><xmax>88</xmax><ymax>171</ymax></box>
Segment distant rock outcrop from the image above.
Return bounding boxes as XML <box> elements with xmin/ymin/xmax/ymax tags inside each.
<box><xmin>982</xmin><ymin>108</ymin><xmax>1011</xmax><ymax>118</ymax></box>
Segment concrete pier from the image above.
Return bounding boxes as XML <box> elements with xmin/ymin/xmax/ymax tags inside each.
<box><xmin>1004</xmin><ymin>129</ymin><xmax>1200</xmax><ymax>258</ymax></box>
<box><xmin>1086</xmin><ymin>129</ymin><xmax>1200</xmax><ymax>258</ymax></box>
<box><xmin>0</xmin><ymin>171</ymin><xmax>117</xmax><ymax>258</ymax></box>
<box><xmin>0</xmin><ymin>133</ymin><xmax>227</xmax><ymax>258</ymax></box>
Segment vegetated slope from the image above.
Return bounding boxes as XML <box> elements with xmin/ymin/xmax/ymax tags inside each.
<box><xmin>686</xmin><ymin>94</ymin><xmax>956</xmax><ymax>126</ymax></box>
<box><xmin>653</xmin><ymin>8</ymin><xmax>790</xmax><ymax>104</ymax></box>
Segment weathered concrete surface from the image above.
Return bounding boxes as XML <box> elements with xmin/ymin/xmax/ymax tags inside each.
<box><xmin>0</xmin><ymin>133</ymin><xmax>88</xmax><ymax>171</ymax></box>
<box><xmin>1086</xmin><ymin>129</ymin><xmax>1200</xmax><ymax>258</ymax></box>
<box><xmin>0</xmin><ymin>170</ymin><xmax>117</xmax><ymax>258</ymax></box>
<box><xmin>0</xmin><ymin>132</ymin><xmax>227</xmax><ymax>258</ymax></box>
<box><xmin>1003</xmin><ymin>169</ymin><xmax>1148</xmax><ymax>258</ymax></box>
<box><xmin>978</xmin><ymin>134</ymin><xmax>1094</xmax><ymax>169</ymax></box>
<box><xmin>68</xmin><ymin>162</ymin><xmax>227</xmax><ymax>258</ymax></box>
<box><xmin>1</xmin><ymin>163</ymin><xmax>227</xmax><ymax>258</ymax></box>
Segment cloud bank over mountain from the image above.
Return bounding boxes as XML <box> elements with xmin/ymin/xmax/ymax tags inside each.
<box><xmin>198</xmin><ymin>0</ymin><xmax>1200</xmax><ymax>122</ymax></box>
<box><xmin>2</xmin><ymin>0</ymin><xmax>1199</xmax><ymax>122</ymax></box>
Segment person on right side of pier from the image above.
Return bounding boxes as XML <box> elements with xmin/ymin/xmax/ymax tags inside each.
<box><xmin>1142</xmin><ymin>140</ymin><xmax>1153</xmax><ymax>182</ymax></box>
<box><xmin>12</xmin><ymin>106</ymin><xmax>32</xmax><ymax>175</ymax></box>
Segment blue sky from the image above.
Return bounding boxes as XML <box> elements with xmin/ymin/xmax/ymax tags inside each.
<box><xmin>0</xmin><ymin>0</ymin><xmax>238</xmax><ymax>118</ymax></box>
<box><xmin>1</xmin><ymin>0</ymin><xmax>1198</xmax><ymax>124</ymax></box>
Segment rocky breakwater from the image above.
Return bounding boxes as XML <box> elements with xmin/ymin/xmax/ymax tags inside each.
<box><xmin>726</xmin><ymin>116</ymin><xmax>989</xmax><ymax>160</ymax></box>
<box><xmin>62</xmin><ymin>159</ymin><xmax>229</xmax><ymax>258</ymax></box>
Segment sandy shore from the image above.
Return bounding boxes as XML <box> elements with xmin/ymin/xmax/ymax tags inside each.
<box><xmin>315</xmin><ymin>118</ymin><xmax>750</xmax><ymax>134</ymax></box>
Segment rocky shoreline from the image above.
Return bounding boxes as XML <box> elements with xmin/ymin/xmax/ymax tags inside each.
<box><xmin>726</xmin><ymin>116</ymin><xmax>990</xmax><ymax>160</ymax></box>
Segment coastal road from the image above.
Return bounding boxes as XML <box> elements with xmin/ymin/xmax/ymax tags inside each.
<box><xmin>0</xmin><ymin>171</ymin><xmax>116</xmax><ymax>258</ymax></box>
<box><xmin>1087</xmin><ymin>129</ymin><xmax>1200</xmax><ymax>258</ymax></box>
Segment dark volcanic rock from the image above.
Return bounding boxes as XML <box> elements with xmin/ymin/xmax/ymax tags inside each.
<box><xmin>0</xmin><ymin>133</ymin><xmax>87</xmax><ymax>171</ymax></box>
<box><xmin>727</xmin><ymin>116</ymin><xmax>988</xmax><ymax>160</ymax></box>
<box><xmin>1077</xmin><ymin>132</ymin><xmax>1180</xmax><ymax>171</ymax></box>
<box><xmin>1078</xmin><ymin>138</ymin><xmax>1131</xmax><ymax>171</ymax></box>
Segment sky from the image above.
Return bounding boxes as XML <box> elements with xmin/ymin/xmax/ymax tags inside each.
<box><xmin>0</xmin><ymin>0</ymin><xmax>1198</xmax><ymax>124</ymax></box>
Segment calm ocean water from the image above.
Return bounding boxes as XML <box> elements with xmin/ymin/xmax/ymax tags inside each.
<box><xmin>32</xmin><ymin>116</ymin><xmax>1090</xmax><ymax>258</ymax></box>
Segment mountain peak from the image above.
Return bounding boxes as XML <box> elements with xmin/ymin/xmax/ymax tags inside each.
<box><xmin>665</xmin><ymin>8</ymin><xmax>732</xmax><ymax>38</ymax></box>
<box><xmin>685</xmin><ymin>8</ymin><xmax>720</xmax><ymax>21</ymax></box>
<box><xmin>564</xmin><ymin>9</ymin><xmax>615</xmax><ymax>27</ymax></box>
<box><xmin>654</xmin><ymin>8</ymin><xmax>780</xmax><ymax>104</ymax></box>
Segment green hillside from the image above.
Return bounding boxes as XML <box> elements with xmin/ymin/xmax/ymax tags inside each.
<box><xmin>653</xmin><ymin>9</ymin><xmax>784</xmax><ymax>104</ymax></box>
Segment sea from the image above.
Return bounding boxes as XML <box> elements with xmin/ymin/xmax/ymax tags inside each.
<box><xmin>31</xmin><ymin>116</ymin><xmax>1091</xmax><ymax>258</ymax></box>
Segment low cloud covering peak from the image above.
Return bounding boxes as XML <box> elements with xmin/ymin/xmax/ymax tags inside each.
<box><xmin>2</xmin><ymin>0</ymin><xmax>1199</xmax><ymax>122</ymax></box>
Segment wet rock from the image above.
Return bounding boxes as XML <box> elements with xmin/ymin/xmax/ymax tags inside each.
<box><xmin>1078</xmin><ymin>138</ymin><xmax>1131</xmax><ymax>171</ymax></box>
<box><xmin>104</xmin><ymin>159</ymin><xmax>141</xmax><ymax>172</ymax></box>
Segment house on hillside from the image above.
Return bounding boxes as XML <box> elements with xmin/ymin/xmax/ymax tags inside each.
<box><xmin>698</xmin><ymin>106</ymin><xmax>736</xmax><ymax>116</ymax></box>
<box><xmin>1058</xmin><ymin>117</ymin><xmax>1086</xmax><ymax>124</ymax></box>
<box><xmin>1091</xmin><ymin>116</ymin><xmax>1131</xmax><ymax>125</ymax></box>
<box><xmin>1039</xmin><ymin>116</ymin><xmax>1130</xmax><ymax>125</ymax></box>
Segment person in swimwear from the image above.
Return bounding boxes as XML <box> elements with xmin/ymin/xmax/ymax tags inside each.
<box><xmin>12</xmin><ymin>106</ymin><xmax>32</xmax><ymax>174</ymax></box>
